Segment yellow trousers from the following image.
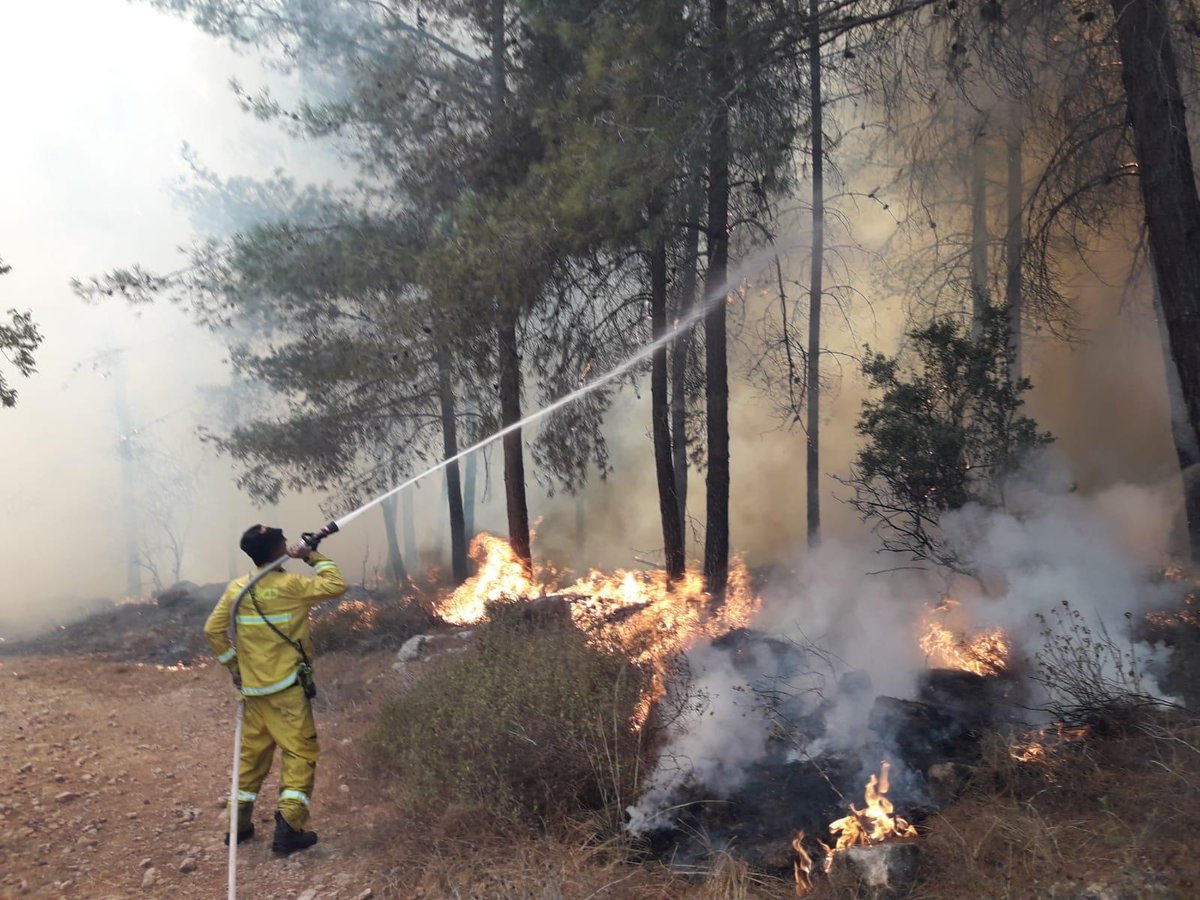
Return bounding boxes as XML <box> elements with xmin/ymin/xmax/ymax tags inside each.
<box><xmin>229</xmin><ymin>685</ymin><xmax>319</xmax><ymax>831</ymax></box>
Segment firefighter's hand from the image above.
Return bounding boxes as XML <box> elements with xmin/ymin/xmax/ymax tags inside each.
<box><xmin>286</xmin><ymin>542</ymin><xmax>311</xmax><ymax>560</ymax></box>
<box><xmin>230</xmin><ymin>669</ymin><xmax>242</xmax><ymax>689</ymax></box>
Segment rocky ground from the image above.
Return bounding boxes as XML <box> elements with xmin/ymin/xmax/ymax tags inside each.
<box><xmin>0</xmin><ymin>652</ymin><xmax>395</xmax><ymax>900</ymax></box>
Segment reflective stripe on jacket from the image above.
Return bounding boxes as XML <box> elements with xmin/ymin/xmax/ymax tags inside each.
<box><xmin>204</xmin><ymin>552</ymin><xmax>346</xmax><ymax>696</ymax></box>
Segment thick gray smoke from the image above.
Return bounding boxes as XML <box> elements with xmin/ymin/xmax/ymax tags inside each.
<box><xmin>626</xmin><ymin>463</ymin><xmax>1182</xmax><ymax>833</ymax></box>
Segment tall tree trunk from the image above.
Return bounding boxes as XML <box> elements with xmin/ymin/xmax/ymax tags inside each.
<box><xmin>671</xmin><ymin>179</ymin><xmax>703</xmax><ymax>530</ymax></box>
<box><xmin>703</xmin><ymin>0</ymin><xmax>732</xmax><ymax>597</ymax></box>
<box><xmin>970</xmin><ymin>121</ymin><xmax>989</xmax><ymax>333</ymax></box>
<box><xmin>575</xmin><ymin>493</ymin><xmax>586</xmax><ymax>554</ymax></box>
<box><xmin>497</xmin><ymin>316</ymin><xmax>532</xmax><ymax>570</ymax></box>
<box><xmin>1005</xmin><ymin>126</ymin><xmax>1023</xmax><ymax>380</ymax></box>
<box><xmin>463</xmin><ymin>445</ymin><xmax>477</xmax><ymax>543</ymax></box>
<box><xmin>488</xmin><ymin>0</ymin><xmax>532</xmax><ymax>571</ymax></box>
<box><xmin>1153</xmin><ymin>280</ymin><xmax>1200</xmax><ymax>555</ymax></box>
<box><xmin>402</xmin><ymin>487</ymin><xmax>417</xmax><ymax>569</ymax></box>
<box><xmin>436</xmin><ymin>344</ymin><xmax>469</xmax><ymax>584</ymax></box>
<box><xmin>380</xmin><ymin>495</ymin><xmax>409</xmax><ymax>587</ymax></box>
<box><xmin>1112</xmin><ymin>0</ymin><xmax>1200</xmax><ymax>561</ymax></box>
<box><xmin>113</xmin><ymin>352</ymin><xmax>141</xmax><ymax>597</ymax></box>
<box><xmin>651</xmin><ymin>229</ymin><xmax>686</xmax><ymax>580</ymax></box>
<box><xmin>806</xmin><ymin>0</ymin><xmax>823</xmax><ymax>550</ymax></box>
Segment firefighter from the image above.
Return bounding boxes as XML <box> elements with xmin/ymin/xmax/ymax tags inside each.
<box><xmin>205</xmin><ymin>524</ymin><xmax>346</xmax><ymax>855</ymax></box>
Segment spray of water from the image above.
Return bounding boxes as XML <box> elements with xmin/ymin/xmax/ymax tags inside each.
<box><xmin>333</xmin><ymin>241</ymin><xmax>798</xmax><ymax>530</ymax></box>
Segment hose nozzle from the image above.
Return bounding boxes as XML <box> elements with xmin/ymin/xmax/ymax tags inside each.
<box><xmin>300</xmin><ymin>521</ymin><xmax>339</xmax><ymax>552</ymax></box>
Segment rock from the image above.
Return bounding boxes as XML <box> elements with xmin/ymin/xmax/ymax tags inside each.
<box><xmin>18</xmin><ymin>762</ymin><xmax>32</xmax><ymax>774</ymax></box>
<box><xmin>339</xmin><ymin>784</ymin><xmax>350</xmax><ymax>794</ymax></box>
<box><xmin>141</xmin><ymin>867</ymin><xmax>158</xmax><ymax>889</ymax></box>
<box><xmin>179</xmin><ymin>857</ymin><xmax>196</xmax><ymax>874</ymax></box>
<box><xmin>356</xmin><ymin>890</ymin><xmax>374</xmax><ymax>900</ymax></box>
<box><xmin>395</xmin><ymin>634</ymin><xmax>428</xmax><ymax>663</ymax></box>
<box><xmin>139</xmin><ymin>858</ymin><xmax>152</xmax><ymax>869</ymax></box>
<box><xmin>296</xmin><ymin>890</ymin><xmax>319</xmax><ymax>900</ymax></box>
<box><xmin>828</xmin><ymin>842</ymin><xmax>920</xmax><ymax>898</ymax></box>
<box><xmin>55</xmin><ymin>791</ymin><xmax>78</xmax><ymax>803</ymax></box>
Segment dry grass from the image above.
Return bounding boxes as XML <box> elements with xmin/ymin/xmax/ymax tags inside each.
<box><xmin>911</xmin><ymin>717</ymin><xmax>1200</xmax><ymax>899</ymax></box>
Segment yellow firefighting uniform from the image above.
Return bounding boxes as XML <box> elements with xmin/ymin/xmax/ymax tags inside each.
<box><xmin>204</xmin><ymin>552</ymin><xmax>345</xmax><ymax>830</ymax></box>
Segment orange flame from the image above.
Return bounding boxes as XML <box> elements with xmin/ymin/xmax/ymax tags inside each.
<box><xmin>438</xmin><ymin>533</ymin><xmax>542</xmax><ymax>625</ymax></box>
<box><xmin>433</xmin><ymin>534</ymin><xmax>761</xmax><ymax>729</ymax></box>
<box><xmin>1010</xmin><ymin>723</ymin><xmax>1088</xmax><ymax>765</ymax></box>
<box><xmin>819</xmin><ymin>761</ymin><xmax>916</xmax><ymax>874</ymax></box>
<box><xmin>919</xmin><ymin>601</ymin><xmax>1009</xmax><ymax>676</ymax></box>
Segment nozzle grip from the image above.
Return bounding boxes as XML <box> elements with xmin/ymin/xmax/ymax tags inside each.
<box><xmin>300</xmin><ymin>521</ymin><xmax>340</xmax><ymax>552</ymax></box>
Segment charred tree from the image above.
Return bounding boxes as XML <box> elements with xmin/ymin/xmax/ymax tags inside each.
<box><xmin>1111</xmin><ymin>0</ymin><xmax>1200</xmax><ymax>560</ymax></box>
<box><xmin>436</xmin><ymin>343</ymin><xmax>469</xmax><ymax>584</ymax></box>
<box><xmin>703</xmin><ymin>0</ymin><xmax>732</xmax><ymax>597</ymax></box>
<box><xmin>379</xmin><ymin>495</ymin><xmax>410</xmax><ymax>587</ymax></box>
<box><xmin>651</xmin><ymin>229</ymin><xmax>686</xmax><ymax>580</ymax></box>
<box><xmin>806</xmin><ymin>0</ymin><xmax>823</xmax><ymax>549</ymax></box>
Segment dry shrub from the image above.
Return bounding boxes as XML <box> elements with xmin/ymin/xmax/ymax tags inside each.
<box><xmin>1033</xmin><ymin>601</ymin><xmax>1180</xmax><ymax>734</ymax></box>
<box><xmin>311</xmin><ymin>596</ymin><xmax>435</xmax><ymax>653</ymax></box>
<box><xmin>694</xmin><ymin>851</ymin><xmax>790</xmax><ymax>900</ymax></box>
<box><xmin>367</xmin><ymin>597</ymin><xmax>652</xmax><ymax>831</ymax></box>
<box><xmin>913</xmin><ymin>715</ymin><xmax>1200</xmax><ymax>899</ymax></box>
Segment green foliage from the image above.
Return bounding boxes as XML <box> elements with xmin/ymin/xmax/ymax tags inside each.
<box><xmin>845</xmin><ymin>305</ymin><xmax>1052</xmax><ymax>570</ymax></box>
<box><xmin>0</xmin><ymin>257</ymin><xmax>43</xmax><ymax>409</ymax></box>
<box><xmin>368</xmin><ymin>599</ymin><xmax>649</xmax><ymax>828</ymax></box>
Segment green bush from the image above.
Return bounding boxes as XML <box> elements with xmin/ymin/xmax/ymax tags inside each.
<box><xmin>368</xmin><ymin>598</ymin><xmax>650</xmax><ymax>828</ymax></box>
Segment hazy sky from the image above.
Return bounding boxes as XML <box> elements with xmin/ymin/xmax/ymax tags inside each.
<box><xmin>1</xmin><ymin>1</ymin><xmax>317</xmax><ymax>615</ymax></box>
<box><xmin>0</xmin><ymin>1</ymin><xmax>1184</xmax><ymax>635</ymax></box>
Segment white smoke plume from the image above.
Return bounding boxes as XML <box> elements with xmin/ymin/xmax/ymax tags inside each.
<box><xmin>626</xmin><ymin>464</ymin><xmax>1185</xmax><ymax>833</ymax></box>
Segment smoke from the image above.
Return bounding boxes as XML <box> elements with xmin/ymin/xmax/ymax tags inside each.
<box><xmin>626</xmin><ymin>463</ymin><xmax>1184</xmax><ymax>833</ymax></box>
<box><xmin>625</xmin><ymin>640</ymin><xmax>776</xmax><ymax>835</ymax></box>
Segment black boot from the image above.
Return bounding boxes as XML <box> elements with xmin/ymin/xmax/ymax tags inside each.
<box><xmin>223</xmin><ymin>823</ymin><xmax>255</xmax><ymax>845</ymax></box>
<box><xmin>271</xmin><ymin>811</ymin><xmax>318</xmax><ymax>855</ymax></box>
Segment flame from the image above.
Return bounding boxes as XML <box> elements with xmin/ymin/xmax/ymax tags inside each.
<box><xmin>433</xmin><ymin>534</ymin><xmax>760</xmax><ymax>729</ymax></box>
<box><xmin>819</xmin><ymin>761</ymin><xmax>916</xmax><ymax>874</ymax></box>
<box><xmin>1010</xmin><ymin>723</ymin><xmax>1088</xmax><ymax>765</ymax></box>
<box><xmin>919</xmin><ymin>601</ymin><xmax>1009</xmax><ymax>676</ymax></box>
<box><xmin>438</xmin><ymin>533</ymin><xmax>542</xmax><ymax>625</ymax></box>
<box><xmin>792</xmin><ymin>831</ymin><xmax>814</xmax><ymax>895</ymax></box>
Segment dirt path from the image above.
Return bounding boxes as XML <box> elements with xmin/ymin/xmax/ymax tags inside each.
<box><xmin>0</xmin><ymin>653</ymin><xmax>395</xmax><ymax>899</ymax></box>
